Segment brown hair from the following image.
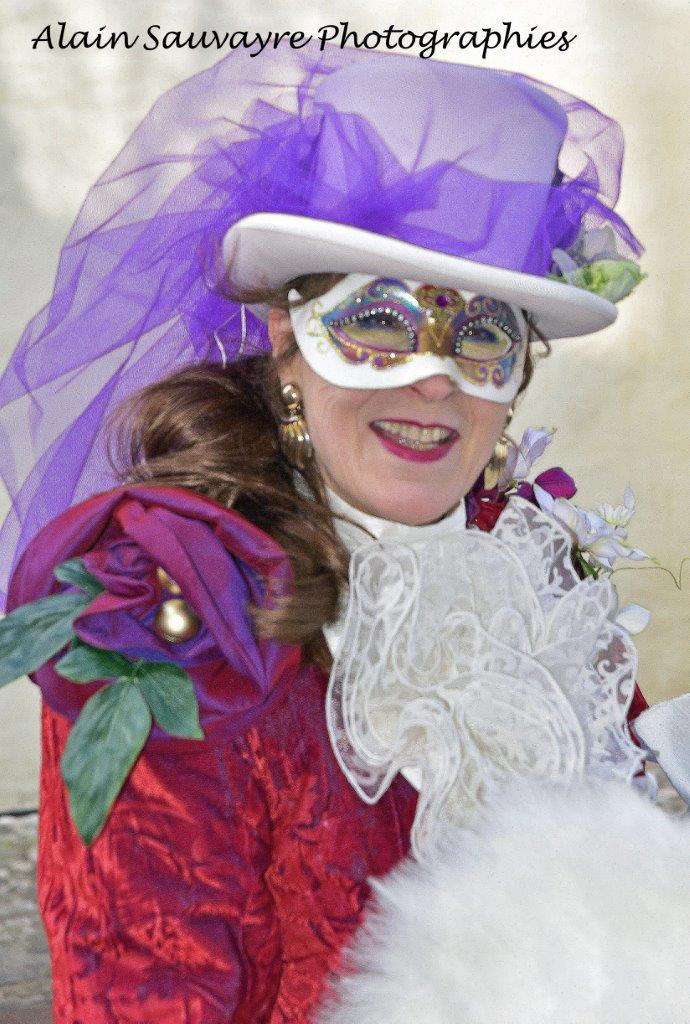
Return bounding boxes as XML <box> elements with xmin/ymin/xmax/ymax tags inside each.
<box><xmin>110</xmin><ymin>274</ymin><xmax>547</xmax><ymax>669</ymax></box>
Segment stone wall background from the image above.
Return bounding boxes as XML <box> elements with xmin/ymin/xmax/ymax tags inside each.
<box><xmin>1</xmin><ymin>0</ymin><xmax>688</xmax><ymax>811</ymax></box>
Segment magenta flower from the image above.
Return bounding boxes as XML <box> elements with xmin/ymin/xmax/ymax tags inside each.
<box><xmin>517</xmin><ymin>467</ymin><xmax>577</xmax><ymax>504</ymax></box>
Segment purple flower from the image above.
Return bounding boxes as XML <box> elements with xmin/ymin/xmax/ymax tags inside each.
<box><xmin>8</xmin><ymin>485</ymin><xmax>301</xmax><ymax>744</ymax></box>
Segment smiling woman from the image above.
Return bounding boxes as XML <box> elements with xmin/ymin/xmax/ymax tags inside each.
<box><xmin>272</xmin><ymin>273</ymin><xmax>528</xmax><ymax>522</ymax></box>
<box><xmin>108</xmin><ymin>267</ymin><xmax>536</xmax><ymax>656</ymax></box>
<box><xmin>0</xmin><ymin>38</ymin><xmax>679</xmax><ymax>1024</ymax></box>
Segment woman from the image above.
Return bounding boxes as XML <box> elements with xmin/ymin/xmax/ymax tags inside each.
<box><xmin>0</xmin><ymin>42</ymin><xmax>678</xmax><ymax>1024</ymax></box>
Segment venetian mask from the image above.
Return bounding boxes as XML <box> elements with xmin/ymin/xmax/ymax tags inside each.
<box><xmin>288</xmin><ymin>274</ymin><xmax>528</xmax><ymax>402</ymax></box>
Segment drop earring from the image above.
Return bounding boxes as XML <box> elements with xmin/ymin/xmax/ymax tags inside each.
<box><xmin>483</xmin><ymin>407</ymin><xmax>515</xmax><ymax>491</ymax></box>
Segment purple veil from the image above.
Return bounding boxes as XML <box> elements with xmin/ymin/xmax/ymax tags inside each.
<box><xmin>0</xmin><ymin>43</ymin><xmax>641</xmax><ymax>605</ymax></box>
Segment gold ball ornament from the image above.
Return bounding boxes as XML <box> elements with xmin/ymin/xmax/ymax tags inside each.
<box><xmin>153</xmin><ymin>598</ymin><xmax>201</xmax><ymax>644</ymax></box>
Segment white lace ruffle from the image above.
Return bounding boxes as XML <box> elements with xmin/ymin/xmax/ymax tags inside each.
<box><xmin>325</xmin><ymin>496</ymin><xmax>644</xmax><ymax>860</ymax></box>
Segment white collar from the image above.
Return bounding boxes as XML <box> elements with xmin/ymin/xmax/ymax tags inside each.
<box><xmin>323</xmin><ymin>486</ymin><xmax>468</xmax><ymax>678</ymax></box>
<box><xmin>295</xmin><ymin>474</ymin><xmax>643</xmax><ymax>858</ymax></box>
<box><xmin>322</xmin><ymin>492</ymin><xmax>644</xmax><ymax>861</ymax></box>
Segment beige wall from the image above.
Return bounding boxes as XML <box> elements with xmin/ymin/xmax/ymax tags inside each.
<box><xmin>1</xmin><ymin>0</ymin><xmax>687</xmax><ymax>809</ymax></box>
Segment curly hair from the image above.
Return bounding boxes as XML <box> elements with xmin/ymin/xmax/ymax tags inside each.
<box><xmin>110</xmin><ymin>274</ymin><xmax>548</xmax><ymax>670</ymax></box>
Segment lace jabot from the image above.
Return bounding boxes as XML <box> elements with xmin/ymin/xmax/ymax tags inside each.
<box><xmin>323</xmin><ymin>487</ymin><xmax>644</xmax><ymax>860</ymax></box>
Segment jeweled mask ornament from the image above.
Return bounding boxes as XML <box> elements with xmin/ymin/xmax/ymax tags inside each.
<box><xmin>288</xmin><ymin>274</ymin><xmax>527</xmax><ymax>402</ymax></box>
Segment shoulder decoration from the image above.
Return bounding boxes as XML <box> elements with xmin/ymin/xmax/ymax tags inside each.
<box><xmin>0</xmin><ymin>556</ymin><xmax>202</xmax><ymax>844</ymax></box>
<box><xmin>2</xmin><ymin>485</ymin><xmax>300</xmax><ymax>845</ymax></box>
<box><xmin>469</xmin><ymin>427</ymin><xmax>651</xmax><ymax>593</ymax></box>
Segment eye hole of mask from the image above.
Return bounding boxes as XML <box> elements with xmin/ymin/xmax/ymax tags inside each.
<box><xmin>319</xmin><ymin>281</ymin><xmax>524</xmax><ymax>366</ymax></box>
<box><xmin>454</xmin><ymin>317</ymin><xmax>521</xmax><ymax>362</ymax></box>
<box><xmin>326</xmin><ymin>306</ymin><xmax>416</xmax><ymax>353</ymax></box>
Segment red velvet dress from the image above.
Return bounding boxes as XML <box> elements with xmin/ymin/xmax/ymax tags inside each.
<box><xmin>8</xmin><ymin>485</ymin><xmax>645</xmax><ymax>1023</ymax></box>
<box><xmin>38</xmin><ymin>667</ymin><xmax>418</xmax><ymax>1023</ymax></box>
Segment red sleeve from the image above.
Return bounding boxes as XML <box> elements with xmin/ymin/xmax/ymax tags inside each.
<box><xmin>38</xmin><ymin>702</ymin><xmax>283</xmax><ymax>1024</ymax></box>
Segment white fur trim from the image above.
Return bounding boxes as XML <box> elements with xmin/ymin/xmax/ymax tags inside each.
<box><xmin>317</xmin><ymin>779</ymin><xmax>690</xmax><ymax>1024</ymax></box>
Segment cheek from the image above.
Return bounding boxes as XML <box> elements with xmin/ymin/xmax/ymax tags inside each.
<box><xmin>302</xmin><ymin>383</ymin><xmax>368</xmax><ymax>469</ymax></box>
<box><xmin>457</xmin><ymin>400</ymin><xmax>510</xmax><ymax>474</ymax></box>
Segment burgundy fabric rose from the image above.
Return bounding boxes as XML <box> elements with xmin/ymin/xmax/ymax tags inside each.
<box><xmin>465</xmin><ymin>478</ymin><xmax>508</xmax><ymax>532</ymax></box>
<box><xmin>7</xmin><ymin>486</ymin><xmax>301</xmax><ymax>746</ymax></box>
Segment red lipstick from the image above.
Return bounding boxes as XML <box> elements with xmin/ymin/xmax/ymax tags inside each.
<box><xmin>370</xmin><ymin>420</ymin><xmax>459</xmax><ymax>464</ymax></box>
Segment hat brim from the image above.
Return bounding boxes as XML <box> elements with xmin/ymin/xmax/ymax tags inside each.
<box><xmin>222</xmin><ymin>212</ymin><xmax>616</xmax><ymax>340</ymax></box>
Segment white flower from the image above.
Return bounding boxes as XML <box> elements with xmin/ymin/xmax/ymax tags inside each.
<box><xmin>615</xmin><ymin>603</ymin><xmax>651</xmax><ymax>635</ymax></box>
<box><xmin>551</xmin><ymin>247</ymin><xmax>580</xmax><ymax>279</ymax></box>
<box><xmin>552</xmin><ymin>227</ymin><xmax>622</xmax><ymax>275</ymax></box>
<box><xmin>595</xmin><ymin>482</ymin><xmax>636</xmax><ymax>532</ymax></box>
<box><xmin>551</xmin><ymin>226</ymin><xmax>645</xmax><ymax>303</ymax></box>
<box><xmin>534</xmin><ymin>485</ymin><xmax>650</xmax><ymax>571</ymax></box>
<box><xmin>573</xmin><ymin>225</ymin><xmax>621</xmax><ymax>264</ymax></box>
<box><xmin>497</xmin><ymin>427</ymin><xmax>554</xmax><ymax>491</ymax></box>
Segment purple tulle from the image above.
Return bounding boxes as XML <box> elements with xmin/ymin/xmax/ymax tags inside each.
<box><xmin>0</xmin><ymin>43</ymin><xmax>641</xmax><ymax>605</ymax></box>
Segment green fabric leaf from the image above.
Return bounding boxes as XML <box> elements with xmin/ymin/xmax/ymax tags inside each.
<box><xmin>54</xmin><ymin>558</ymin><xmax>105</xmax><ymax>599</ymax></box>
<box><xmin>55</xmin><ymin>641</ymin><xmax>133</xmax><ymax>684</ymax></box>
<box><xmin>134</xmin><ymin>661</ymin><xmax>204</xmax><ymax>740</ymax></box>
<box><xmin>0</xmin><ymin>591</ymin><xmax>92</xmax><ymax>688</ymax></box>
<box><xmin>60</xmin><ymin>681</ymin><xmax>152</xmax><ymax>845</ymax></box>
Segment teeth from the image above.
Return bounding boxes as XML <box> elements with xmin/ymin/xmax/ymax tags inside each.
<box><xmin>373</xmin><ymin>420</ymin><xmax>454</xmax><ymax>448</ymax></box>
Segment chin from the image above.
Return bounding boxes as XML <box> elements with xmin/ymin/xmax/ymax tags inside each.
<box><xmin>366</xmin><ymin>481</ymin><xmax>466</xmax><ymax>525</ymax></box>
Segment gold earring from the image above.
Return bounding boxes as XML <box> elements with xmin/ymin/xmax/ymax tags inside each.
<box><xmin>483</xmin><ymin>434</ymin><xmax>511</xmax><ymax>490</ymax></box>
<box><xmin>278</xmin><ymin>383</ymin><xmax>313</xmax><ymax>470</ymax></box>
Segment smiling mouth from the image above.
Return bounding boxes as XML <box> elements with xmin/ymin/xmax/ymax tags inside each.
<box><xmin>370</xmin><ymin>419</ymin><xmax>458</xmax><ymax>451</ymax></box>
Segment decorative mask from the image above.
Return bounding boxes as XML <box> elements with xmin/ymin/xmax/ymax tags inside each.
<box><xmin>288</xmin><ymin>274</ymin><xmax>528</xmax><ymax>402</ymax></box>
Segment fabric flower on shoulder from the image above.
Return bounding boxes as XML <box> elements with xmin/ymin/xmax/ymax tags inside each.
<box><xmin>2</xmin><ymin>485</ymin><xmax>300</xmax><ymax>842</ymax></box>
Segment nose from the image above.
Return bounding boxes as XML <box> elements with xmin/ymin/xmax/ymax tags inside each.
<box><xmin>408</xmin><ymin>374</ymin><xmax>458</xmax><ymax>401</ymax></box>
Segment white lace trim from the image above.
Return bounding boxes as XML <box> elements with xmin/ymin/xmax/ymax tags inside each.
<box><xmin>325</xmin><ymin>496</ymin><xmax>644</xmax><ymax>861</ymax></box>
